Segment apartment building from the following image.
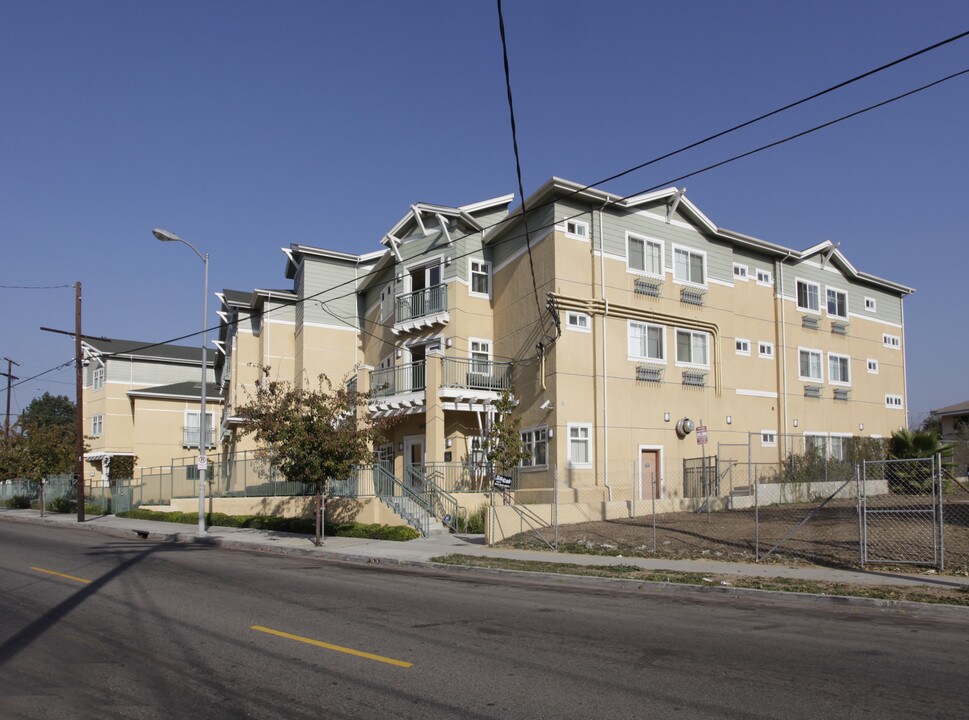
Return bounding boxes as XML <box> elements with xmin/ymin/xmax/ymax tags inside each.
<box><xmin>81</xmin><ymin>337</ymin><xmax>220</xmax><ymax>486</ymax></box>
<box><xmin>216</xmin><ymin>177</ymin><xmax>912</xmax><ymax>513</ymax></box>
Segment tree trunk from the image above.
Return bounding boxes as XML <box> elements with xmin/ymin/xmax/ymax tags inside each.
<box><xmin>315</xmin><ymin>487</ymin><xmax>322</xmax><ymax>547</ymax></box>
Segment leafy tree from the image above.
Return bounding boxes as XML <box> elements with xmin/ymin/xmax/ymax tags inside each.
<box><xmin>19</xmin><ymin>393</ymin><xmax>76</xmax><ymax>428</ymax></box>
<box><xmin>236</xmin><ymin>369</ymin><xmax>389</xmax><ymax>546</ymax></box>
<box><xmin>484</xmin><ymin>388</ymin><xmax>530</xmax><ymax>480</ymax></box>
<box><xmin>917</xmin><ymin>412</ymin><xmax>942</xmax><ymax>436</ymax></box>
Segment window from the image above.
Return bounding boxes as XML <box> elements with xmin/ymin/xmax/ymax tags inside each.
<box><xmin>628</xmin><ymin>321</ymin><xmax>665</xmax><ymax>362</ymax></box>
<box><xmin>565</xmin><ymin>219</ymin><xmax>589</xmax><ymax>240</ymax></box>
<box><xmin>470</xmin><ymin>259</ymin><xmax>491</xmax><ymax>297</ymax></box>
<box><xmin>676</xmin><ymin>329</ymin><xmax>709</xmax><ymax>366</ymax></box>
<box><xmin>520</xmin><ymin>427</ymin><xmax>548</xmax><ymax>468</ymax></box>
<box><xmin>92</xmin><ymin>367</ymin><xmax>105</xmax><ymax>390</ymax></box>
<box><xmin>828</xmin><ymin>436</ymin><xmax>848</xmax><ymax>462</ymax></box>
<box><xmin>470</xmin><ymin>339</ymin><xmax>491</xmax><ymax>373</ymax></box>
<box><xmin>673</xmin><ymin>247</ymin><xmax>705</xmax><ymax>285</ymax></box>
<box><xmin>826</xmin><ymin>288</ymin><xmax>847</xmax><ymax>319</ymax></box>
<box><xmin>883</xmin><ymin>334</ymin><xmax>900</xmax><ymax>349</ymax></box>
<box><xmin>828</xmin><ymin>353</ymin><xmax>850</xmax><ymax>385</ymax></box>
<box><xmin>380</xmin><ymin>282</ymin><xmax>394</xmax><ymax>320</ymax></box>
<box><xmin>798</xmin><ymin>348</ymin><xmax>823</xmax><ymax>381</ymax></box>
<box><xmin>91</xmin><ymin>415</ymin><xmax>103</xmax><ymax>437</ymax></box>
<box><xmin>805</xmin><ymin>434</ymin><xmax>827</xmax><ymax>456</ymax></box>
<box><xmin>864</xmin><ymin>296</ymin><xmax>877</xmax><ymax>312</ymax></box>
<box><xmin>185</xmin><ymin>411</ymin><xmax>215</xmax><ymax>448</ymax></box>
<box><xmin>796</xmin><ymin>279</ymin><xmax>820</xmax><ymax>312</ymax></box>
<box><xmin>758</xmin><ymin>342</ymin><xmax>774</xmax><ymax>359</ymax></box>
<box><xmin>566</xmin><ymin>312</ymin><xmax>590</xmax><ymax>332</ymax></box>
<box><xmin>733</xmin><ymin>263</ymin><xmax>748</xmax><ymax>280</ymax></box>
<box><xmin>886</xmin><ymin>394</ymin><xmax>904</xmax><ymax>409</ymax></box>
<box><xmin>627</xmin><ymin>234</ymin><xmax>663</xmax><ymax>276</ymax></box>
<box><xmin>735</xmin><ymin>338</ymin><xmax>750</xmax><ymax>356</ymax></box>
<box><xmin>867</xmin><ymin>358</ymin><xmax>879</xmax><ymax>374</ymax></box>
<box><xmin>568</xmin><ymin>424</ymin><xmax>592</xmax><ymax>466</ymax></box>
<box><xmin>756</xmin><ymin>269</ymin><xmax>773</xmax><ymax>285</ymax></box>
<box><xmin>761</xmin><ymin>431</ymin><xmax>777</xmax><ymax>447</ymax></box>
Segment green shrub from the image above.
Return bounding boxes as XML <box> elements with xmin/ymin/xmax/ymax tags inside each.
<box><xmin>7</xmin><ymin>495</ymin><xmax>32</xmax><ymax>510</ymax></box>
<box><xmin>48</xmin><ymin>496</ymin><xmax>76</xmax><ymax>514</ymax></box>
<box><xmin>465</xmin><ymin>505</ymin><xmax>487</xmax><ymax>534</ymax></box>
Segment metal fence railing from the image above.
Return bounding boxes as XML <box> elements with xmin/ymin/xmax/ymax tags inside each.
<box><xmin>395</xmin><ymin>283</ymin><xmax>447</xmax><ymax>323</ymax></box>
<box><xmin>370</xmin><ymin>361</ymin><xmax>426</xmax><ymax>398</ymax></box>
<box><xmin>441</xmin><ymin>357</ymin><xmax>512</xmax><ymax>392</ymax></box>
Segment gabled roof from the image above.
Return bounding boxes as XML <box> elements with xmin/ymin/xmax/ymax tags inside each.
<box><xmin>382</xmin><ymin>194</ymin><xmax>515</xmax><ymax>246</ymax></box>
<box><xmin>283</xmin><ymin>244</ymin><xmax>382</xmax><ymax>280</ymax></box>
<box><xmin>488</xmin><ymin>177</ymin><xmax>914</xmax><ymax>296</ymax></box>
<box><xmin>932</xmin><ymin>400</ymin><xmax>969</xmax><ymax>417</ymax></box>
<box><xmin>126</xmin><ymin>381</ymin><xmax>224</xmax><ymax>402</ymax></box>
<box><xmin>219</xmin><ymin>289</ymin><xmax>253</xmax><ymax>308</ymax></box>
<box><xmin>83</xmin><ymin>337</ymin><xmax>206</xmax><ymax>364</ymax></box>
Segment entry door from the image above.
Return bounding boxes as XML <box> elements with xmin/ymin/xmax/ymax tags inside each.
<box><xmin>404</xmin><ymin>436</ymin><xmax>425</xmax><ymax>487</ymax></box>
<box><xmin>640</xmin><ymin>449</ymin><xmax>660</xmax><ymax>500</ymax></box>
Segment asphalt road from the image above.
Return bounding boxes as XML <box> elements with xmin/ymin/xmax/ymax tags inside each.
<box><xmin>1</xmin><ymin>520</ymin><xmax>967</xmax><ymax>720</ymax></box>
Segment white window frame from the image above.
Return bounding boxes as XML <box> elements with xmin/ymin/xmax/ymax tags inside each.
<box><xmin>469</xmin><ymin>338</ymin><xmax>492</xmax><ymax>372</ymax></box>
<box><xmin>566</xmin><ymin>311</ymin><xmax>591</xmax><ymax>333</ymax></box>
<box><xmin>564</xmin><ymin>219</ymin><xmax>589</xmax><ymax>241</ymax></box>
<box><xmin>828</xmin><ymin>433</ymin><xmax>852</xmax><ymax>461</ymax></box>
<box><xmin>469</xmin><ymin>258</ymin><xmax>492</xmax><ymax>299</ymax></box>
<box><xmin>628</xmin><ymin>320</ymin><xmax>666</xmax><ymax>363</ymax></box>
<box><xmin>735</xmin><ymin>338</ymin><xmax>751</xmax><ymax>356</ymax></box>
<box><xmin>91</xmin><ymin>414</ymin><xmax>103</xmax><ymax>437</ymax></box>
<box><xmin>867</xmin><ymin>358</ymin><xmax>879</xmax><ymax>374</ymax></box>
<box><xmin>672</xmin><ymin>244</ymin><xmax>706</xmax><ymax>287</ymax></box>
<box><xmin>520</xmin><ymin>426</ymin><xmax>548</xmax><ymax>469</ymax></box>
<box><xmin>796</xmin><ymin>278</ymin><xmax>820</xmax><ymax>313</ymax></box>
<box><xmin>675</xmin><ymin>328</ymin><xmax>710</xmax><ymax>368</ymax></box>
<box><xmin>886</xmin><ymin>394</ymin><xmax>904</xmax><ymax>409</ymax></box>
<box><xmin>626</xmin><ymin>232</ymin><xmax>664</xmax><ymax>278</ymax></box>
<box><xmin>825</xmin><ymin>286</ymin><xmax>848</xmax><ymax>320</ymax></box>
<box><xmin>567</xmin><ymin>423</ymin><xmax>593</xmax><ymax>467</ymax></box>
<box><xmin>883</xmin><ymin>334</ymin><xmax>901</xmax><ymax>349</ymax></box>
<box><xmin>756</xmin><ymin>269</ymin><xmax>773</xmax><ymax>286</ymax></box>
<box><xmin>798</xmin><ymin>347</ymin><xmax>823</xmax><ymax>382</ymax></box>
<box><xmin>828</xmin><ymin>352</ymin><xmax>851</xmax><ymax>386</ymax></box>
<box><xmin>864</xmin><ymin>296</ymin><xmax>877</xmax><ymax>312</ymax></box>
<box><xmin>761</xmin><ymin>430</ymin><xmax>777</xmax><ymax>447</ymax></box>
<box><xmin>758</xmin><ymin>342</ymin><xmax>775</xmax><ymax>359</ymax></box>
<box><xmin>92</xmin><ymin>366</ymin><xmax>105</xmax><ymax>390</ymax></box>
<box><xmin>732</xmin><ymin>263</ymin><xmax>749</xmax><ymax>281</ymax></box>
<box><xmin>185</xmin><ymin>410</ymin><xmax>216</xmax><ymax>448</ymax></box>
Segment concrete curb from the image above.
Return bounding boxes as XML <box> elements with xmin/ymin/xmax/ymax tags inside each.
<box><xmin>3</xmin><ymin>511</ymin><xmax>966</xmax><ymax>614</ymax></box>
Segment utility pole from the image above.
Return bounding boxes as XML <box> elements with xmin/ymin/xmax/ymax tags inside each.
<box><xmin>1</xmin><ymin>357</ymin><xmax>20</xmax><ymax>436</ymax></box>
<box><xmin>75</xmin><ymin>282</ymin><xmax>85</xmax><ymax>523</ymax></box>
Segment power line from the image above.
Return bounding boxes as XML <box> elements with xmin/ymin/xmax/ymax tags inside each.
<box><xmin>495</xmin><ymin>0</ymin><xmax>548</xmax><ymax>342</ymax></box>
<box><xmin>0</xmin><ymin>284</ymin><xmax>73</xmax><ymax>289</ymax></box>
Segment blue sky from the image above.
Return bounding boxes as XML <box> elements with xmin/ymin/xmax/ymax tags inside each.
<box><xmin>2</xmin><ymin>0</ymin><xmax>968</xmax><ymax>424</ymax></box>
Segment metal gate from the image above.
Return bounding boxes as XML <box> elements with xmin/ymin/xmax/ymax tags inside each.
<box><xmin>860</xmin><ymin>456</ymin><xmax>943</xmax><ymax>570</ymax></box>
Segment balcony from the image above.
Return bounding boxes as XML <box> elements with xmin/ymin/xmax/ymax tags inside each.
<box><xmin>369</xmin><ymin>362</ymin><xmax>427</xmax><ymax>417</ymax></box>
<box><xmin>441</xmin><ymin>357</ymin><xmax>512</xmax><ymax>392</ymax></box>
<box><xmin>393</xmin><ymin>284</ymin><xmax>449</xmax><ymax>334</ymax></box>
<box><xmin>182</xmin><ymin>427</ymin><xmax>216</xmax><ymax>449</ymax></box>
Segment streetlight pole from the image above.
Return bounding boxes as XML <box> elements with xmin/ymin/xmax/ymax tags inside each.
<box><xmin>153</xmin><ymin>228</ymin><xmax>209</xmax><ymax>536</ymax></box>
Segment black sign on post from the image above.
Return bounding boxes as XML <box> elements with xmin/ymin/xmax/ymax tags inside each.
<box><xmin>493</xmin><ymin>475</ymin><xmax>512</xmax><ymax>490</ymax></box>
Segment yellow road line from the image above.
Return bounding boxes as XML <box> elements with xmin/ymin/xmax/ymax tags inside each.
<box><xmin>29</xmin><ymin>566</ymin><xmax>92</xmax><ymax>585</ymax></box>
<box><xmin>250</xmin><ymin>625</ymin><xmax>413</xmax><ymax>668</ymax></box>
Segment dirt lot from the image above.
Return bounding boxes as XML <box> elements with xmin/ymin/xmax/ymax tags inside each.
<box><xmin>500</xmin><ymin>495</ymin><xmax>969</xmax><ymax>574</ymax></box>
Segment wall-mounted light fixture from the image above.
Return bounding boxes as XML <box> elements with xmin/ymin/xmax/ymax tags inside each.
<box><xmin>445</xmin><ymin>256</ymin><xmax>452</xmax><ymax>266</ymax></box>
<box><xmin>396</xmin><ymin>349</ymin><xmax>403</xmax><ymax>358</ymax></box>
<box><xmin>793</xmin><ymin>419</ymin><xmax>799</xmax><ymax>428</ymax></box>
<box><xmin>726</xmin><ymin>415</ymin><xmax>733</xmax><ymax>425</ymax></box>
<box><xmin>548</xmin><ymin>428</ymin><xmax>554</xmax><ymax>438</ymax></box>
<box><xmin>859</xmin><ymin>423</ymin><xmax>864</xmax><ymax>431</ymax></box>
<box><xmin>445</xmin><ymin>438</ymin><xmax>452</xmax><ymax>448</ymax></box>
<box><xmin>664</xmin><ymin>412</ymin><xmax>671</xmax><ymax>423</ymax></box>
<box><xmin>445</xmin><ymin>338</ymin><xmax>453</xmax><ymax>348</ymax></box>
<box><xmin>396</xmin><ymin>272</ymin><xmax>403</xmax><ymax>282</ymax></box>
<box><xmin>398</xmin><ymin>443</ymin><xmax>404</xmax><ymax>452</ymax></box>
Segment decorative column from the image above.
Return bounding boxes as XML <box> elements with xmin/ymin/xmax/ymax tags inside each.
<box><xmin>424</xmin><ymin>349</ymin><xmax>446</xmax><ymax>464</ymax></box>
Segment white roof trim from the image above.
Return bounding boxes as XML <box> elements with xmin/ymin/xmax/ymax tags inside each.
<box><xmin>458</xmin><ymin>193</ymin><xmax>515</xmax><ymax>213</ymax></box>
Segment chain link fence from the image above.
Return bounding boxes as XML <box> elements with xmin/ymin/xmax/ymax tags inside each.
<box><xmin>488</xmin><ymin>443</ymin><xmax>969</xmax><ymax>574</ymax></box>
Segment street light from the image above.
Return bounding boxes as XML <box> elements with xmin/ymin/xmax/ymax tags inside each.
<box><xmin>154</xmin><ymin>228</ymin><xmax>209</xmax><ymax>536</ymax></box>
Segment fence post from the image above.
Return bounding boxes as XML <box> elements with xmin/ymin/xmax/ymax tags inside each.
<box><xmin>630</xmin><ymin>458</ymin><xmax>636</xmax><ymax>519</ymax></box>
<box><xmin>754</xmin><ymin>464</ymin><xmax>760</xmax><ymax>561</ymax></box>
<box><xmin>552</xmin><ymin>464</ymin><xmax>558</xmax><ymax>550</ymax></box>
<box><xmin>937</xmin><ymin>453</ymin><xmax>945</xmax><ymax>572</ymax></box>
<box><xmin>40</xmin><ymin>477</ymin><xmax>46</xmax><ymax>517</ymax></box>
<box><xmin>651</xmin><ymin>460</ymin><xmax>656</xmax><ymax>554</ymax></box>
<box><xmin>856</xmin><ymin>462</ymin><xmax>864</xmax><ymax>567</ymax></box>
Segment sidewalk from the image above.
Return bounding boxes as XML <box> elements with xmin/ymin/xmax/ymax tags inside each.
<box><xmin>2</xmin><ymin>507</ymin><xmax>967</xmax><ymax>592</ymax></box>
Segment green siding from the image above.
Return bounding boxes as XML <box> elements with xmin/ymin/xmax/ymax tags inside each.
<box><xmin>301</xmin><ymin>257</ymin><xmax>359</xmax><ymax>329</ymax></box>
<box><xmin>780</xmin><ymin>258</ymin><xmax>903</xmax><ymax>325</ymax></box>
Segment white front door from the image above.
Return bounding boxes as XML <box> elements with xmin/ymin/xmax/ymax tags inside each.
<box><xmin>403</xmin><ymin>435</ymin><xmax>425</xmax><ymax>486</ymax></box>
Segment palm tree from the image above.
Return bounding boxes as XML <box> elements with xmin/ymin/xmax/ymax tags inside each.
<box><xmin>887</xmin><ymin>428</ymin><xmax>952</xmax><ymax>493</ymax></box>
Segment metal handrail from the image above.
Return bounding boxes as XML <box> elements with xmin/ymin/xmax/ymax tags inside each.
<box><xmin>373</xmin><ymin>465</ymin><xmax>430</xmax><ymax>537</ymax></box>
<box><xmin>396</xmin><ymin>284</ymin><xmax>447</xmax><ymax>323</ymax></box>
<box><xmin>493</xmin><ymin>487</ymin><xmax>556</xmax><ymax>550</ymax></box>
<box><xmin>408</xmin><ymin>465</ymin><xmax>468</xmax><ymax>533</ymax></box>
<box><xmin>441</xmin><ymin>357</ymin><xmax>512</xmax><ymax>391</ymax></box>
<box><xmin>369</xmin><ymin>361</ymin><xmax>426</xmax><ymax>398</ymax></box>
<box><xmin>422</xmin><ymin>461</ymin><xmax>493</xmax><ymax>492</ymax></box>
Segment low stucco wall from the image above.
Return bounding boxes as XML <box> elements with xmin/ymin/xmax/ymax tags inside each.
<box><xmin>146</xmin><ymin>495</ymin><xmax>407</xmax><ymax>526</ymax></box>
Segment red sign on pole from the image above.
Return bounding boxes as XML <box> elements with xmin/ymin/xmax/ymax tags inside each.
<box><xmin>696</xmin><ymin>425</ymin><xmax>708</xmax><ymax>445</ymax></box>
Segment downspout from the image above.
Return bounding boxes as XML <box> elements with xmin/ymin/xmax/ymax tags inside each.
<box><xmin>900</xmin><ymin>298</ymin><xmax>909</xmax><ymax>430</ymax></box>
<box><xmin>598</xmin><ymin>209</ymin><xmax>611</xmax><ymax>501</ymax></box>
<box><xmin>776</xmin><ymin>252</ymin><xmax>794</xmax><ymax>459</ymax></box>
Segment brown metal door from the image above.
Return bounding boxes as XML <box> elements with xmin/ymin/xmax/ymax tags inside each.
<box><xmin>641</xmin><ymin>450</ymin><xmax>660</xmax><ymax>499</ymax></box>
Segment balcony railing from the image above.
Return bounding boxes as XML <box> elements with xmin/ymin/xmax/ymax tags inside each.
<box><xmin>442</xmin><ymin>357</ymin><xmax>512</xmax><ymax>392</ymax></box>
<box><xmin>396</xmin><ymin>284</ymin><xmax>447</xmax><ymax>323</ymax></box>
<box><xmin>370</xmin><ymin>361</ymin><xmax>426</xmax><ymax>398</ymax></box>
<box><xmin>182</xmin><ymin>427</ymin><xmax>216</xmax><ymax>448</ymax></box>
